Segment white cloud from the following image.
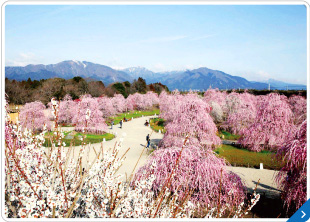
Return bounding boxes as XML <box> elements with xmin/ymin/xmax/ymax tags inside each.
<box><xmin>256</xmin><ymin>70</ymin><xmax>271</xmax><ymax>79</ymax></box>
<box><xmin>151</xmin><ymin>63</ymin><xmax>167</xmax><ymax>72</ymax></box>
<box><xmin>6</xmin><ymin>52</ymin><xmax>41</xmax><ymax>66</ymax></box>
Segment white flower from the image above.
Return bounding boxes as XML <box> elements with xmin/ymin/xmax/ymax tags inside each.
<box><xmin>85</xmin><ymin>109</ymin><xmax>91</xmax><ymax>120</ymax></box>
<box><xmin>37</xmin><ymin>200</ymin><xmax>45</xmax><ymax>206</ymax></box>
<box><xmin>51</xmin><ymin>98</ymin><xmax>57</xmax><ymax>105</ymax></box>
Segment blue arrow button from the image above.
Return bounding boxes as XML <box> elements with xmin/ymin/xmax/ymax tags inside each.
<box><xmin>288</xmin><ymin>199</ymin><xmax>310</xmax><ymax>221</ymax></box>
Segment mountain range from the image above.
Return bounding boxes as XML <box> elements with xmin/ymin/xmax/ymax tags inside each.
<box><xmin>5</xmin><ymin>60</ymin><xmax>306</xmax><ymax>90</ymax></box>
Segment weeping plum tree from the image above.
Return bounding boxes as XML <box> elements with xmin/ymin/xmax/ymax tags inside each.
<box><xmin>58</xmin><ymin>94</ymin><xmax>77</xmax><ymax>125</ymax></box>
<box><xmin>134</xmin><ymin>145</ymin><xmax>246</xmax><ymax>215</ymax></box>
<box><xmin>126</xmin><ymin>92</ymin><xmax>158</xmax><ymax>111</ymax></box>
<box><xmin>111</xmin><ymin>94</ymin><xmax>126</xmax><ymax>113</ymax></box>
<box><xmin>224</xmin><ymin>91</ymin><xmax>257</xmax><ymax>135</ymax></box>
<box><xmin>239</xmin><ymin>93</ymin><xmax>294</xmax><ymax>152</ymax></box>
<box><xmin>145</xmin><ymin>91</ymin><xmax>159</xmax><ymax>107</ymax></box>
<box><xmin>276</xmin><ymin>120</ymin><xmax>307</xmax><ymax>212</ymax></box>
<box><xmin>98</xmin><ymin>96</ymin><xmax>116</xmax><ymax>117</ymax></box>
<box><xmin>203</xmin><ymin>88</ymin><xmax>227</xmax><ymax>108</ymax></box>
<box><xmin>159</xmin><ymin>90</ymin><xmax>183</xmax><ymax>122</ymax></box>
<box><xmin>160</xmin><ymin>92</ymin><xmax>221</xmax><ymax>149</ymax></box>
<box><xmin>73</xmin><ymin>96</ymin><xmax>108</xmax><ymax>134</ymax></box>
<box><xmin>125</xmin><ymin>94</ymin><xmax>135</xmax><ymax>111</ymax></box>
<box><xmin>204</xmin><ymin>88</ymin><xmax>228</xmax><ymax>121</ymax></box>
<box><xmin>19</xmin><ymin>101</ymin><xmax>50</xmax><ymax>132</ymax></box>
<box><xmin>288</xmin><ymin>95</ymin><xmax>307</xmax><ymax>125</ymax></box>
<box><xmin>209</xmin><ymin>101</ymin><xmax>224</xmax><ymax>123</ymax></box>
<box><xmin>135</xmin><ymin>91</ymin><xmax>247</xmax><ymax>216</ymax></box>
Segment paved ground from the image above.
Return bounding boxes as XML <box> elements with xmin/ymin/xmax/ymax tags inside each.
<box><xmin>59</xmin><ymin>116</ymin><xmax>163</xmax><ymax>179</ymax></box>
<box><xmin>227</xmin><ymin>166</ymin><xmax>281</xmax><ymax>198</ymax></box>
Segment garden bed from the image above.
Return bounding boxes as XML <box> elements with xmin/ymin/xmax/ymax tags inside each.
<box><xmin>43</xmin><ymin>131</ymin><xmax>115</xmax><ymax>147</ymax></box>
<box><xmin>217</xmin><ymin>130</ymin><xmax>241</xmax><ymax>140</ymax></box>
<box><xmin>215</xmin><ymin>145</ymin><xmax>283</xmax><ymax>170</ymax></box>
<box><xmin>106</xmin><ymin>109</ymin><xmax>160</xmax><ymax>125</ymax></box>
<box><xmin>149</xmin><ymin>117</ymin><xmax>166</xmax><ymax>133</ymax></box>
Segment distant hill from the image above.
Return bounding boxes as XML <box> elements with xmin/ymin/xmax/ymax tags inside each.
<box><xmin>123</xmin><ymin>67</ymin><xmax>269</xmax><ymax>90</ymax></box>
<box><xmin>164</xmin><ymin>68</ymin><xmax>268</xmax><ymax>90</ymax></box>
<box><xmin>5</xmin><ymin>60</ymin><xmax>133</xmax><ymax>86</ymax></box>
<box><xmin>6</xmin><ymin>60</ymin><xmax>306</xmax><ymax>90</ymax></box>
<box><xmin>121</xmin><ymin>67</ymin><xmax>157</xmax><ymax>83</ymax></box>
<box><xmin>266</xmin><ymin>79</ymin><xmax>307</xmax><ymax>90</ymax></box>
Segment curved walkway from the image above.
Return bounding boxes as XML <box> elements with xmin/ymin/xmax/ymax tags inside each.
<box><xmin>60</xmin><ymin>116</ymin><xmax>164</xmax><ymax>178</ymax></box>
<box><xmin>228</xmin><ymin>166</ymin><xmax>281</xmax><ymax>198</ymax></box>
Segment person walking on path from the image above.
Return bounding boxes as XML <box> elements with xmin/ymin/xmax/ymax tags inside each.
<box><xmin>146</xmin><ymin>134</ymin><xmax>150</xmax><ymax>143</ymax></box>
<box><xmin>120</xmin><ymin>120</ymin><xmax>123</xmax><ymax>129</ymax></box>
<box><xmin>146</xmin><ymin>137</ymin><xmax>151</xmax><ymax>148</ymax></box>
<box><xmin>111</xmin><ymin>120</ymin><xmax>114</xmax><ymax>129</ymax></box>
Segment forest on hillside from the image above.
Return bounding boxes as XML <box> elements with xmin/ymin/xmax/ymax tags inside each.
<box><xmin>5</xmin><ymin>77</ymin><xmax>168</xmax><ymax>105</ymax></box>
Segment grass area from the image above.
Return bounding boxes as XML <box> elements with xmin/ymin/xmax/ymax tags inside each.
<box><xmin>217</xmin><ymin>130</ymin><xmax>241</xmax><ymax>140</ymax></box>
<box><xmin>150</xmin><ymin>117</ymin><xmax>166</xmax><ymax>133</ymax></box>
<box><xmin>43</xmin><ymin>131</ymin><xmax>115</xmax><ymax>147</ymax></box>
<box><xmin>106</xmin><ymin>109</ymin><xmax>160</xmax><ymax>125</ymax></box>
<box><xmin>214</xmin><ymin>145</ymin><xmax>283</xmax><ymax>170</ymax></box>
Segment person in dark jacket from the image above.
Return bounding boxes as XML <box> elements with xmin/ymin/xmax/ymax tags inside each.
<box><xmin>146</xmin><ymin>138</ymin><xmax>151</xmax><ymax>148</ymax></box>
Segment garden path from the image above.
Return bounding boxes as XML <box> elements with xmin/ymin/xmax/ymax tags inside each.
<box><xmin>60</xmin><ymin>116</ymin><xmax>164</xmax><ymax>180</ymax></box>
<box><xmin>227</xmin><ymin>166</ymin><xmax>281</xmax><ymax>198</ymax></box>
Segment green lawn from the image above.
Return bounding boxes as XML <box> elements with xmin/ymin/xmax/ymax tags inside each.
<box><xmin>106</xmin><ymin>109</ymin><xmax>160</xmax><ymax>125</ymax></box>
<box><xmin>214</xmin><ymin>145</ymin><xmax>283</xmax><ymax>170</ymax></box>
<box><xmin>43</xmin><ymin>131</ymin><xmax>115</xmax><ymax>147</ymax></box>
<box><xmin>150</xmin><ymin>117</ymin><xmax>166</xmax><ymax>133</ymax></box>
<box><xmin>217</xmin><ymin>130</ymin><xmax>241</xmax><ymax>140</ymax></box>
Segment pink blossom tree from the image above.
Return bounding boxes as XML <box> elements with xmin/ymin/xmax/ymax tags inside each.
<box><xmin>134</xmin><ymin>145</ymin><xmax>246</xmax><ymax>211</ymax></box>
<box><xmin>125</xmin><ymin>94</ymin><xmax>135</xmax><ymax>111</ymax></box>
<box><xmin>145</xmin><ymin>91</ymin><xmax>159</xmax><ymax>107</ymax></box>
<box><xmin>73</xmin><ymin>96</ymin><xmax>108</xmax><ymax>134</ymax></box>
<box><xmin>203</xmin><ymin>88</ymin><xmax>228</xmax><ymax>107</ymax></box>
<box><xmin>289</xmin><ymin>95</ymin><xmax>307</xmax><ymax>125</ymax></box>
<box><xmin>19</xmin><ymin>101</ymin><xmax>50</xmax><ymax>132</ymax></box>
<box><xmin>98</xmin><ymin>96</ymin><xmax>116</xmax><ymax>118</ymax></box>
<box><xmin>239</xmin><ymin>93</ymin><xmax>295</xmax><ymax>152</ymax></box>
<box><xmin>159</xmin><ymin>90</ymin><xmax>183</xmax><ymax>122</ymax></box>
<box><xmin>58</xmin><ymin>94</ymin><xmax>77</xmax><ymax>125</ymax></box>
<box><xmin>160</xmin><ymin>92</ymin><xmax>221</xmax><ymax>149</ymax></box>
<box><xmin>203</xmin><ymin>89</ymin><xmax>229</xmax><ymax>123</ymax></box>
<box><xmin>276</xmin><ymin>120</ymin><xmax>307</xmax><ymax>211</ymax></box>
<box><xmin>111</xmin><ymin>94</ymin><xmax>126</xmax><ymax>113</ymax></box>
<box><xmin>209</xmin><ymin>101</ymin><xmax>224</xmax><ymax>123</ymax></box>
<box><xmin>126</xmin><ymin>93</ymin><xmax>149</xmax><ymax>111</ymax></box>
<box><xmin>224</xmin><ymin>92</ymin><xmax>257</xmax><ymax>135</ymax></box>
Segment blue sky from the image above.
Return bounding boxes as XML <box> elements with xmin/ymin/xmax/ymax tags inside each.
<box><xmin>5</xmin><ymin>4</ymin><xmax>307</xmax><ymax>84</ymax></box>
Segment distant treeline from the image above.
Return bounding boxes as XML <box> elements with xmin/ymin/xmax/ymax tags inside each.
<box><xmin>196</xmin><ymin>89</ymin><xmax>307</xmax><ymax>98</ymax></box>
<box><xmin>5</xmin><ymin>77</ymin><xmax>169</xmax><ymax>105</ymax></box>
